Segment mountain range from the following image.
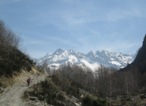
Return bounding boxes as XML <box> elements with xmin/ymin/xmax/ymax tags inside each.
<box><xmin>37</xmin><ymin>49</ymin><xmax>134</xmax><ymax>71</ymax></box>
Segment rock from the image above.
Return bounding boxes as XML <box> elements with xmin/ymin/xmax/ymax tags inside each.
<box><xmin>29</xmin><ymin>96</ymin><xmax>38</xmax><ymax>101</ymax></box>
<box><xmin>140</xmin><ymin>94</ymin><xmax>146</xmax><ymax>99</ymax></box>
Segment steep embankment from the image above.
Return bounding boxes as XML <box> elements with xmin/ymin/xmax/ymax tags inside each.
<box><xmin>0</xmin><ymin>20</ymin><xmax>34</xmax><ymax>77</ymax></box>
<box><xmin>0</xmin><ymin>20</ymin><xmax>45</xmax><ymax>106</ymax></box>
<box><xmin>0</xmin><ymin>70</ymin><xmax>47</xmax><ymax>106</ymax></box>
<box><xmin>121</xmin><ymin>35</ymin><xmax>146</xmax><ymax>74</ymax></box>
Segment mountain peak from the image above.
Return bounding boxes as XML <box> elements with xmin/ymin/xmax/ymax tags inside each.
<box><xmin>121</xmin><ymin>35</ymin><xmax>146</xmax><ymax>74</ymax></box>
<box><xmin>142</xmin><ymin>34</ymin><xmax>146</xmax><ymax>47</ymax></box>
<box><xmin>38</xmin><ymin>49</ymin><xmax>134</xmax><ymax>71</ymax></box>
<box><xmin>88</xmin><ymin>50</ymin><xmax>96</xmax><ymax>56</ymax></box>
<box><xmin>54</xmin><ymin>48</ymin><xmax>65</xmax><ymax>54</ymax></box>
<box><xmin>68</xmin><ymin>49</ymin><xmax>77</xmax><ymax>54</ymax></box>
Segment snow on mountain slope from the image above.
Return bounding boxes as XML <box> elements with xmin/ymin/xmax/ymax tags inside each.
<box><xmin>80</xmin><ymin>59</ymin><xmax>100</xmax><ymax>71</ymax></box>
<box><xmin>87</xmin><ymin>50</ymin><xmax>133</xmax><ymax>68</ymax></box>
<box><xmin>37</xmin><ymin>49</ymin><xmax>134</xmax><ymax>71</ymax></box>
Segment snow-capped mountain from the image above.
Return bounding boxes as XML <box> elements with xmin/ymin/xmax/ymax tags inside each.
<box><xmin>37</xmin><ymin>49</ymin><xmax>134</xmax><ymax>71</ymax></box>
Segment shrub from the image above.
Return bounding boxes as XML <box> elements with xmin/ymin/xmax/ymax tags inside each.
<box><xmin>82</xmin><ymin>95</ymin><xmax>107</xmax><ymax>106</ymax></box>
<box><xmin>24</xmin><ymin>78</ymin><xmax>67</xmax><ymax>106</ymax></box>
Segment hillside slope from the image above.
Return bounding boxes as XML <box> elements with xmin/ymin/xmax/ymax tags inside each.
<box><xmin>121</xmin><ymin>35</ymin><xmax>146</xmax><ymax>74</ymax></box>
<box><xmin>0</xmin><ymin>20</ymin><xmax>34</xmax><ymax>76</ymax></box>
<box><xmin>0</xmin><ymin>70</ymin><xmax>47</xmax><ymax>106</ymax></box>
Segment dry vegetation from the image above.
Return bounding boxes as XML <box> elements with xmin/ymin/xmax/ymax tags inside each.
<box><xmin>25</xmin><ymin>64</ymin><xmax>146</xmax><ymax>106</ymax></box>
<box><xmin>0</xmin><ymin>67</ymin><xmax>41</xmax><ymax>93</ymax></box>
<box><xmin>0</xmin><ymin>20</ymin><xmax>34</xmax><ymax>77</ymax></box>
<box><xmin>0</xmin><ymin>19</ymin><xmax>36</xmax><ymax>96</ymax></box>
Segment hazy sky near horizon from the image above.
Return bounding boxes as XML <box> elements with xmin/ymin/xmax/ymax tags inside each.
<box><xmin>0</xmin><ymin>0</ymin><xmax>146</xmax><ymax>58</ymax></box>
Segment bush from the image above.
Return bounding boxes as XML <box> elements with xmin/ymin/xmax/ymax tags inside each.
<box><xmin>24</xmin><ymin>78</ymin><xmax>67</xmax><ymax>106</ymax></box>
<box><xmin>82</xmin><ymin>95</ymin><xmax>107</xmax><ymax>106</ymax></box>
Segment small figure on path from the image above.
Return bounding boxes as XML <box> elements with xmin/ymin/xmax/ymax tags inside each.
<box><xmin>27</xmin><ymin>77</ymin><xmax>31</xmax><ymax>86</ymax></box>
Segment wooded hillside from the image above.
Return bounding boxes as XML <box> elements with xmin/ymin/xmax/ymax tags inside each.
<box><xmin>0</xmin><ymin>20</ymin><xmax>34</xmax><ymax>76</ymax></box>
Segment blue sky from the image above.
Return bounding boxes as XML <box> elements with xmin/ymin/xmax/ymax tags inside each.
<box><xmin>0</xmin><ymin>0</ymin><xmax>146</xmax><ymax>58</ymax></box>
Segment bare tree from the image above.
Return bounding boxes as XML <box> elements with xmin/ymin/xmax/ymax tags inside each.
<box><xmin>1</xmin><ymin>20</ymin><xmax>20</xmax><ymax>46</ymax></box>
<box><xmin>0</xmin><ymin>20</ymin><xmax>34</xmax><ymax>76</ymax></box>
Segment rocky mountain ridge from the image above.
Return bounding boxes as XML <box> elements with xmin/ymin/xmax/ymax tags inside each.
<box><xmin>37</xmin><ymin>49</ymin><xmax>134</xmax><ymax>71</ymax></box>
